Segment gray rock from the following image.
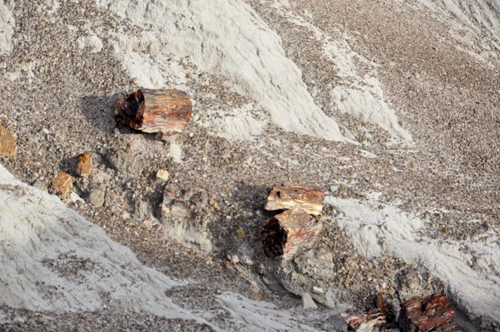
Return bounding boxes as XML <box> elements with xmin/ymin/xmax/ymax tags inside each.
<box><xmin>106</xmin><ymin>149</ymin><xmax>144</xmax><ymax>175</ymax></box>
<box><xmin>302</xmin><ymin>292</ymin><xmax>317</xmax><ymax>309</ymax></box>
<box><xmin>294</xmin><ymin>248</ymin><xmax>335</xmax><ymax>280</ymax></box>
<box><xmin>190</xmin><ymin>190</ymin><xmax>208</xmax><ymax>208</ymax></box>
<box><xmin>326</xmin><ymin>315</ymin><xmax>348</xmax><ymax>332</ymax></box>
<box><xmin>88</xmin><ymin>189</ymin><xmax>105</xmax><ymax>207</ymax></box>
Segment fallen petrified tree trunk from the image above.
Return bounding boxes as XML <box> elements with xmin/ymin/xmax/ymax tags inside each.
<box><xmin>344</xmin><ymin>309</ymin><xmax>387</xmax><ymax>331</ymax></box>
<box><xmin>399</xmin><ymin>292</ymin><xmax>458</xmax><ymax>332</ymax></box>
<box><xmin>265</xmin><ymin>183</ymin><xmax>325</xmax><ymax>216</ymax></box>
<box><xmin>262</xmin><ymin>208</ymin><xmax>322</xmax><ymax>259</ymax></box>
<box><xmin>0</xmin><ymin>125</ymin><xmax>16</xmax><ymax>158</ymax></box>
<box><xmin>115</xmin><ymin>89</ymin><xmax>193</xmax><ymax>140</ymax></box>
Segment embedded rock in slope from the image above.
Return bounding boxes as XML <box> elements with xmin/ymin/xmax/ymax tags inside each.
<box><xmin>95</xmin><ymin>0</ymin><xmax>347</xmax><ymax>142</ymax></box>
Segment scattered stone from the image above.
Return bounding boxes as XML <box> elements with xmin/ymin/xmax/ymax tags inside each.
<box><xmin>236</xmin><ymin>229</ymin><xmax>245</xmax><ymax>238</ymax></box>
<box><xmin>399</xmin><ymin>292</ymin><xmax>458</xmax><ymax>332</ymax></box>
<box><xmin>0</xmin><ymin>124</ymin><xmax>16</xmax><ymax>158</ymax></box>
<box><xmin>70</xmin><ymin>192</ymin><xmax>85</xmax><ymax>204</ymax></box>
<box><xmin>262</xmin><ymin>208</ymin><xmax>322</xmax><ymax>259</ymax></box>
<box><xmin>76</xmin><ymin>152</ymin><xmax>93</xmax><ymax>177</ymax></box>
<box><xmin>88</xmin><ymin>189</ymin><xmax>105</xmax><ymax>207</ymax></box>
<box><xmin>89</xmin><ymin>169</ymin><xmax>111</xmax><ymax>189</ymax></box>
<box><xmin>302</xmin><ymin>292</ymin><xmax>318</xmax><ymax>309</ymax></box>
<box><xmin>326</xmin><ymin>315</ymin><xmax>348</xmax><ymax>332</ymax></box>
<box><xmin>190</xmin><ymin>190</ymin><xmax>208</xmax><ymax>209</ymax></box>
<box><xmin>344</xmin><ymin>309</ymin><xmax>387</xmax><ymax>331</ymax></box>
<box><xmin>50</xmin><ymin>171</ymin><xmax>73</xmax><ymax>201</ymax></box>
<box><xmin>106</xmin><ymin>149</ymin><xmax>144</xmax><ymax>174</ymax></box>
<box><xmin>265</xmin><ymin>182</ymin><xmax>325</xmax><ymax>216</ymax></box>
<box><xmin>156</xmin><ymin>169</ymin><xmax>169</xmax><ymax>182</ymax></box>
<box><xmin>312</xmin><ymin>286</ymin><xmax>324</xmax><ymax>294</ymax></box>
<box><xmin>115</xmin><ymin>89</ymin><xmax>193</xmax><ymax>140</ymax></box>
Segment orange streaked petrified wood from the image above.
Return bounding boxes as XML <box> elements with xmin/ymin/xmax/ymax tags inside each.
<box><xmin>262</xmin><ymin>208</ymin><xmax>322</xmax><ymax>260</ymax></box>
<box><xmin>115</xmin><ymin>89</ymin><xmax>193</xmax><ymax>140</ymax></box>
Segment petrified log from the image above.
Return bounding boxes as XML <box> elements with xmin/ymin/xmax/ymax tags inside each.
<box><xmin>76</xmin><ymin>152</ymin><xmax>92</xmax><ymax>177</ymax></box>
<box><xmin>400</xmin><ymin>292</ymin><xmax>458</xmax><ymax>332</ymax></box>
<box><xmin>0</xmin><ymin>125</ymin><xmax>16</xmax><ymax>158</ymax></box>
<box><xmin>265</xmin><ymin>183</ymin><xmax>325</xmax><ymax>216</ymax></box>
<box><xmin>50</xmin><ymin>171</ymin><xmax>73</xmax><ymax>201</ymax></box>
<box><xmin>262</xmin><ymin>208</ymin><xmax>322</xmax><ymax>259</ymax></box>
<box><xmin>344</xmin><ymin>309</ymin><xmax>387</xmax><ymax>332</ymax></box>
<box><xmin>115</xmin><ymin>89</ymin><xmax>192</xmax><ymax>140</ymax></box>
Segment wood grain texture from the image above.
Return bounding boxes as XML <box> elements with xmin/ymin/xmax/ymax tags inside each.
<box><xmin>265</xmin><ymin>182</ymin><xmax>325</xmax><ymax>216</ymax></box>
<box><xmin>344</xmin><ymin>309</ymin><xmax>387</xmax><ymax>332</ymax></box>
<box><xmin>115</xmin><ymin>89</ymin><xmax>192</xmax><ymax>140</ymax></box>
<box><xmin>400</xmin><ymin>292</ymin><xmax>458</xmax><ymax>332</ymax></box>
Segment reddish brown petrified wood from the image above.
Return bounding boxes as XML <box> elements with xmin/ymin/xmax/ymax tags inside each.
<box><xmin>262</xmin><ymin>208</ymin><xmax>322</xmax><ymax>259</ymax></box>
<box><xmin>51</xmin><ymin>171</ymin><xmax>73</xmax><ymax>201</ymax></box>
<box><xmin>115</xmin><ymin>89</ymin><xmax>193</xmax><ymax>140</ymax></box>
<box><xmin>400</xmin><ymin>292</ymin><xmax>458</xmax><ymax>332</ymax></box>
<box><xmin>344</xmin><ymin>309</ymin><xmax>387</xmax><ymax>331</ymax></box>
<box><xmin>76</xmin><ymin>152</ymin><xmax>93</xmax><ymax>177</ymax></box>
<box><xmin>265</xmin><ymin>183</ymin><xmax>325</xmax><ymax>216</ymax></box>
<box><xmin>0</xmin><ymin>125</ymin><xmax>16</xmax><ymax>158</ymax></box>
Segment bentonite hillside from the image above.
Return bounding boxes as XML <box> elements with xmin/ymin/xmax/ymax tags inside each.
<box><xmin>1</xmin><ymin>0</ymin><xmax>500</xmax><ymax>331</ymax></box>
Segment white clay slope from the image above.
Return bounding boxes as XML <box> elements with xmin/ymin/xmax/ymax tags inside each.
<box><xmin>325</xmin><ymin>195</ymin><xmax>500</xmax><ymax>323</ymax></box>
<box><xmin>0</xmin><ymin>165</ymin><xmax>327</xmax><ymax>331</ymax></box>
<box><xmin>0</xmin><ymin>1</ymin><xmax>15</xmax><ymax>55</ymax></box>
<box><xmin>95</xmin><ymin>0</ymin><xmax>346</xmax><ymax>142</ymax></box>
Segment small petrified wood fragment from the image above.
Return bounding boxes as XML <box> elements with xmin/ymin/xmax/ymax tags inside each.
<box><xmin>344</xmin><ymin>309</ymin><xmax>387</xmax><ymax>332</ymax></box>
<box><xmin>0</xmin><ymin>125</ymin><xmax>16</xmax><ymax>158</ymax></box>
<box><xmin>76</xmin><ymin>152</ymin><xmax>92</xmax><ymax>177</ymax></box>
<box><xmin>262</xmin><ymin>208</ymin><xmax>322</xmax><ymax>259</ymax></box>
<box><xmin>224</xmin><ymin>262</ymin><xmax>261</xmax><ymax>296</ymax></box>
<box><xmin>265</xmin><ymin>183</ymin><xmax>325</xmax><ymax>216</ymax></box>
<box><xmin>400</xmin><ymin>292</ymin><xmax>458</xmax><ymax>332</ymax></box>
<box><xmin>51</xmin><ymin>171</ymin><xmax>73</xmax><ymax>201</ymax></box>
<box><xmin>115</xmin><ymin>89</ymin><xmax>192</xmax><ymax>140</ymax></box>
<box><xmin>162</xmin><ymin>191</ymin><xmax>188</xmax><ymax>219</ymax></box>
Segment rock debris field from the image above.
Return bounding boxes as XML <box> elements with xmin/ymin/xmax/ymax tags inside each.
<box><xmin>0</xmin><ymin>0</ymin><xmax>500</xmax><ymax>331</ymax></box>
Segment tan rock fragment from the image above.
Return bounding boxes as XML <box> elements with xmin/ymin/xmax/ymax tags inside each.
<box><xmin>265</xmin><ymin>182</ymin><xmax>325</xmax><ymax>216</ymax></box>
<box><xmin>0</xmin><ymin>125</ymin><xmax>16</xmax><ymax>158</ymax></box>
<box><xmin>51</xmin><ymin>171</ymin><xmax>73</xmax><ymax>201</ymax></box>
<box><xmin>156</xmin><ymin>169</ymin><xmax>169</xmax><ymax>182</ymax></box>
<box><xmin>76</xmin><ymin>152</ymin><xmax>93</xmax><ymax>177</ymax></box>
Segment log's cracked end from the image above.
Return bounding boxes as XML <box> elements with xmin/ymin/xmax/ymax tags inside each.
<box><xmin>115</xmin><ymin>89</ymin><xmax>192</xmax><ymax>141</ymax></box>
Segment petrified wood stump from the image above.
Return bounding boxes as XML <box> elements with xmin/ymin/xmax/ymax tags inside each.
<box><xmin>115</xmin><ymin>89</ymin><xmax>192</xmax><ymax>140</ymax></box>
<box><xmin>76</xmin><ymin>152</ymin><xmax>92</xmax><ymax>177</ymax></box>
<box><xmin>265</xmin><ymin>183</ymin><xmax>325</xmax><ymax>216</ymax></box>
<box><xmin>0</xmin><ymin>125</ymin><xmax>16</xmax><ymax>158</ymax></box>
<box><xmin>344</xmin><ymin>309</ymin><xmax>387</xmax><ymax>332</ymax></box>
<box><xmin>162</xmin><ymin>191</ymin><xmax>188</xmax><ymax>219</ymax></box>
<box><xmin>400</xmin><ymin>292</ymin><xmax>458</xmax><ymax>332</ymax></box>
<box><xmin>262</xmin><ymin>208</ymin><xmax>322</xmax><ymax>259</ymax></box>
<box><xmin>51</xmin><ymin>171</ymin><xmax>73</xmax><ymax>201</ymax></box>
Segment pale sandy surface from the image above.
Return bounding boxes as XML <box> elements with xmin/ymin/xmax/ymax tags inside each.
<box><xmin>0</xmin><ymin>0</ymin><xmax>500</xmax><ymax>330</ymax></box>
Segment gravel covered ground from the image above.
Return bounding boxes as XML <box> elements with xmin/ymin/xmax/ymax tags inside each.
<box><xmin>1</xmin><ymin>0</ymin><xmax>500</xmax><ymax>330</ymax></box>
